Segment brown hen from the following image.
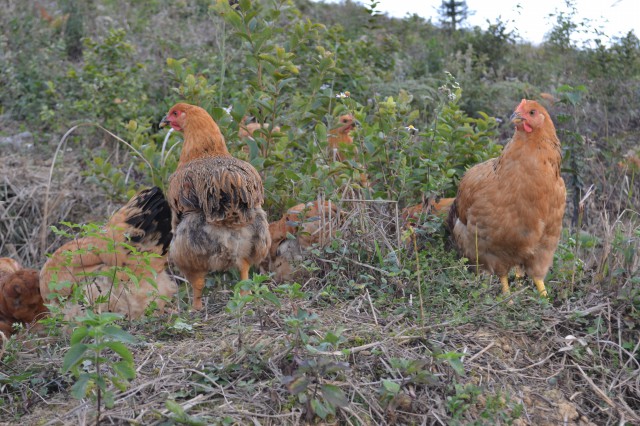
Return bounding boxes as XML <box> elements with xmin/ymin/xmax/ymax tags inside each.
<box><xmin>401</xmin><ymin>197</ymin><xmax>456</xmax><ymax>229</ymax></box>
<box><xmin>0</xmin><ymin>259</ymin><xmax>46</xmax><ymax>338</ymax></box>
<box><xmin>238</xmin><ymin>115</ymin><xmax>281</xmax><ymax>140</ymax></box>
<box><xmin>447</xmin><ymin>99</ymin><xmax>566</xmax><ymax>297</ymax></box>
<box><xmin>40</xmin><ymin>187</ymin><xmax>176</xmax><ymax>320</ymax></box>
<box><xmin>162</xmin><ymin>103</ymin><xmax>270</xmax><ymax>310</ymax></box>
<box><xmin>328</xmin><ymin>114</ymin><xmax>357</xmax><ymax>162</ymax></box>
<box><xmin>238</xmin><ymin>115</ymin><xmax>281</xmax><ymax>156</ymax></box>
<box><xmin>263</xmin><ymin>201</ymin><xmax>341</xmax><ymax>282</ymax></box>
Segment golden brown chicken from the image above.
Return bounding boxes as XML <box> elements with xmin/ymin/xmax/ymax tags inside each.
<box><xmin>238</xmin><ymin>115</ymin><xmax>281</xmax><ymax>157</ymax></box>
<box><xmin>401</xmin><ymin>197</ymin><xmax>456</xmax><ymax>229</ymax></box>
<box><xmin>161</xmin><ymin>103</ymin><xmax>271</xmax><ymax>310</ymax></box>
<box><xmin>400</xmin><ymin>197</ymin><xmax>455</xmax><ymax>251</ymax></box>
<box><xmin>264</xmin><ymin>201</ymin><xmax>341</xmax><ymax>282</ymax></box>
<box><xmin>238</xmin><ymin>115</ymin><xmax>281</xmax><ymax>140</ymax></box>
<box><xmin>40</xmin><ymin>187</ymin><xmax>176</xmax><ymax>320</ymax></box>
<box><xmin>447</xmin><ymin>99</ymin><xmax>566</xmax><ymax>297</ymax></box>
<box><xmin>328</xmin><ymin>114</ymin><xmax>357</xmax><ymax>162</ymax></box>
<box><xmin>0</xmin><ymin>259</ymin><xmax>46</xmax><ymax>338</ymax></box>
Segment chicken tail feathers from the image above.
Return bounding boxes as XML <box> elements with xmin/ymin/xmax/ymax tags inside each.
<box><xmin>169</xmin><ymin>157</ymin><xmax>264</xmax><ymax>226</ymax></box>
<box><xmin>115</xmin><ymin>187</ymin><xmax>173</xmax><ymax>255</ymax></box>
<box><xmin>445</xmin><ymin>198</ymin><xmax>458</xmax><ymax>235</ymax></box>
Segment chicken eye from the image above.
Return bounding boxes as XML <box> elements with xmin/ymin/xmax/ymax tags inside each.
<box><xmin>173</xmin><ymin>111</ymin><xmax>178</xmax><ymax>116</ymax></box>
<box><xmin>529</xmin><ymin>110</ymin><xmax>536</xmax><ymax>116</ymax></box>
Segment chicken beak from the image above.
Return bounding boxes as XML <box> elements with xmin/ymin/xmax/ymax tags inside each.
<box><xmin>510</xmin><ymin>111</ymin><xmax>523</xmax><ymax>124</ymax></box>
<box><xmin>159</xmin><ymin>115</ymin><xmax>170</xmax><ymax>128</ymax></box>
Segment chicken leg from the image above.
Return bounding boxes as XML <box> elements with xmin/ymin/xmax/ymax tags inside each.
<box><xmin>533</xmin><ymin>278</ymin><xmax>548</xmax><ymax>297</ymax></box>
<box><xmin>501</xmin><ymin>274</ymin><xmax>548</xmax><ymax>298</ymax></box>
<box><xmin>499</xmin><ymin>275</ymin><xmax>510</xmax><ymax>295</ymax></box>
<box><xmin>185</xmin><ymin>271</ymin><xmax>206</xmax><ymax>311</ymax></box>
<box><xmin>239</xmin><ymin>259</ymin><xmax>251</xmax><ymax>296</ymax></box>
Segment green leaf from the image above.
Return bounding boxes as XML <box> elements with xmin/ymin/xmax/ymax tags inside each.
<box><xmin>224</xmin><ymin>10</ymin><xmax>243</xmax><ymax>31</ymax></box>
<box><xmin>103</xmin><ymin>341</ymin><xmax>134</xmax><ymax>363</ymax></box>
<box><xmin>285</xmin><ymin>375</ymin><xmax>309</xmax><ymax>395</ymax></box>
<box><xmin>62</xmin><ymin>344</ymin><xmax>89</xmax><ymax>373</ymax></box>
<box><xmin>95</xmin><ymin>312</ymin><xmax>125</xmax><ymax>323</ymax></box>
<box><xmin>166</xmin><ymin>399</ymin><xmax>186</xmax><ymax>416</ymax></box>
<box><xmin>239</xmin><ymin>0</ymin><xmax>251</xmax><ymax>12</ymax></box>
<box><xmin>321</xmin><ymin>383</ymin><xmax>349</xmax><ymax>408</ymax></box>
<box><xmin>70</xmin><ymin>375</ymin><xmax>92</xmax><ymax>400</ymax></box>
<box><xmin>381</xmin><ymin>379</ymin><xmax>401</xmax><ymax>395</ymax></box>
<box><xmin>112</xmin><ymin>360</ymin><xmax>136</xmax><ymax>380</ymax></box>
<box><xmin>311</xmin><ymin>398</ymin><xmax>334</xmax><ymax>419</ymax></box>
<box><xmin>70</xmin><ymin>326</ymin><xmax>89</xmax><ymax>345</ymax></box>
<box><xmin>104</xmin><ymin>390</ymin><xmax>115</xmax><ymax>408</ymax></box>
<box><xmin>103</xmin><ymin>325</ymin><xmax>137</xmax><ymax>343</ymax></box>
<box><xmin>315</xmin><ymin>122</ymin><xmax>327</xmax><ymax>142</ymax></box>
<box><xmin>443</xmin><ymin>355</ymin><xmax>465</xmax><ymax>375</ymax></box>
<box><xmin>262</xmin><ymin>291</ymin><xmax>282</xmax><ymax>307</ymax></box>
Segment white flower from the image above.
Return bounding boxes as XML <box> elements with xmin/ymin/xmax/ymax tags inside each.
<box><xmin>405</xmin><ymin>125</ymin><xmax>419</xmax><ymax>134</ymax></box>
<box><xmin>336</xmin><ymin>91</ymin><xmax>350</xmax><ymax>99</ymax></box>
<box><xmin>223</xmin><ymin>105</ymin><xmax>233</xmax><ymax>114</ymax></box>
<box><xmin>320</xmin><ymin>84</ymin><xmax>330</xmax><ymax>90</ymax></box>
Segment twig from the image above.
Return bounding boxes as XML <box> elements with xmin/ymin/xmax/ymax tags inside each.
<box><xmin>504</xmin><ymin>352</ymin><xmax>555</xmax><ymax>372</ymax></box>
<box><xmin>365</xmin><ymin>288</ymin><xmax>378</xmax><ymax>326</ymax></box>
<box><xmin>339</xmin><ymin>199</ymin><xmax>398</xmax><ymax>203</ymax></box>
<box><xmin>467</xmin><ymin>341</ymin><xmax>496</xmax><ymax>363</ymax></box>
<box><xmin>307</xmin><ymin>335</ymin><xmax>417</xmax><ymax>356</ymax></box>
<box><xmin>227</xmin><ymin>409</ymin><xmax>302</xmax><ymax>419</ymax></box>
<box><xmin>342</xmin><ymin>257</ymin><xmax>391</xmax><ymax>276</ymax></box>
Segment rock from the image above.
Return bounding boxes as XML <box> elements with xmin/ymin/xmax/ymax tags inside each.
<box><xmin>0</xmin><ymin>131</ymin><xmax>34</xmax><ymax>148</ymax></box>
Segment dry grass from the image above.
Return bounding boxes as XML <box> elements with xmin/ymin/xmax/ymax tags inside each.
<box><xmin>0</xmin><ymin>152</ymin><xmax>108</xmax><ymax>267</ymax></box>
<box><xmin>3</xmin><ymin>288</ymin><xmax>638</xmax><ymax>425</ymax></box>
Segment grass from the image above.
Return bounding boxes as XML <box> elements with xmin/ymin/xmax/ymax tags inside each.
<box><xmin>1</xmin><ymin>147</ymin><xmax>639</xmax><ymax>424</ymax></box>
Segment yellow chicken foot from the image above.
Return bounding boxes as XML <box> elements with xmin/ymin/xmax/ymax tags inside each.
<box><xmin>533</xmin><ymin>278</ymin><xmax>548</xmax><ymax>297</ymax></box>
<box><xmin>499</xmin><ymin>275</ymin><xmax>510</xmax><ymax>295</ymax></box>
